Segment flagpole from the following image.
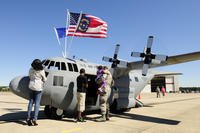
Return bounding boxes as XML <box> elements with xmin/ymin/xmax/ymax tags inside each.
<box><xmin>66</xmin><ymin>10</ymin><xmax>70</xmax><ymax>58</ymax></box>
<box><xmin>53</xmin><ymin>27</ymin><xmax>65</xmax><ymax>57</ymax></box>
<box><xmin>64</xmin><ymin>9</ymin><xmax>70</xmax><ymax>58</ymax></box>
<box><xmin>68</xmin><ymin>11</ymin><xmax>83</xmax><ymax>55</ymax></box>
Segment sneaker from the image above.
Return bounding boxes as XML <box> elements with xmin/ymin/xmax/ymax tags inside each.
<box><xmin>81</xmin><ymin>118</ymin><xmax>86</xmax><ymax>122</ymax></box>
<box><xmin>26</xmin><ymin>119</ymin><xmax>32</xmax><ymax>126</ymax></box>
<box><xmin>77</xmin><ymin>117</ymin><xmax>86</xmax><ymax>122</ymax></box>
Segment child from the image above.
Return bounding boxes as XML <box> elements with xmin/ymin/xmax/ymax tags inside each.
<box><xmin>95</xmin><ymin>66</ymin><xmax>106</xmax><ymax>95</ymax></box>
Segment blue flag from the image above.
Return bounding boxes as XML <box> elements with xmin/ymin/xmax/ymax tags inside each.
<box><xmin>55</xmin><ymin>28</ymin><xmax>66</xmax><ymax>38</ymax></box>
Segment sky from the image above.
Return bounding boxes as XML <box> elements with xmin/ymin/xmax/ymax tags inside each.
<box><xmin>0</xmin><ymin>0</ymin><xmax>200</xmax><ymax>87</ymax></box>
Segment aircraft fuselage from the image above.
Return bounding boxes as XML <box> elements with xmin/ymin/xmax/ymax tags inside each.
<box><xmin>9</xmin><ymin>57</ymin><xmax>155</xmax><ymax>116</ymax></box>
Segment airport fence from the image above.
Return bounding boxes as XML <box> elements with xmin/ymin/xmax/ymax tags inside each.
<box><xmin>179</xmin><ymin>87</ymin><xmax>200</xmax><ymax>93</ymax></box>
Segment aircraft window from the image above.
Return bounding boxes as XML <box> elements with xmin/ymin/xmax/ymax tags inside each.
<box><xmin>42</xmin><ymin>60</ymin><xmax>46</xmax><ymax>64</ymax></box>
<box><xmin>134</xmin><ymin>77</ymin><xmax>139</xmax><ymax>82</ymax></box>
<box><xmin>48</xmin><ymin>61</ymin><xmax>55</xmax><ymax>69</ymax></box>
<box><xmin>61</xmin><ymin>62</ymin><xmax>67</xmax><ymax>70</ymax></box>
<box><xmin>67</xmin><ymin>63</ymin><xmax>73</xmax><ymax>71</ymax></box>
<box><xmin>44</xmin><ymin>60</ymin><xmax>50</xmax><ymax>66</ymax></box>
<box><xmin>73</xmin><ymin>64</ymin><xmax>78</xmax><ymax>72</ymax></box>
<box><xmin>53</xmin><ymin>76</ymin><xmax>63</xmax><ymax>86</ymax></box>
<box><xmin>55</xmin><ymin>62</ymin><xmax>61</xmax><ymax>70</ymax></box>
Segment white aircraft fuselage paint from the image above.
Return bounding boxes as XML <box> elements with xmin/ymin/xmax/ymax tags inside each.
<box><xmin>9</xmin><ymin>57</ymin><xmax>155</xmax><ymax>114</ymax></box>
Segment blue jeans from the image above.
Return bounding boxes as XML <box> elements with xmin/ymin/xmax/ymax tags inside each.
<box><xmin>27</xmin><ymin>90</ymin><xmax>42</xmax><ymax>120</ymax></box>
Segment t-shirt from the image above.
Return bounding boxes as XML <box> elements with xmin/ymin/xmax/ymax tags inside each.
<box><xmin>76</xmin><ymin>75</ymin><xmax>88</xmax><ymax>93</ymax></box>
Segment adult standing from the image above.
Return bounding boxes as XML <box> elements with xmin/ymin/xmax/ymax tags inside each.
<box><xmin>96</xmin><ymin>66</ymin><xmax>113</xmax><ymax>122</ymax></box>
<box><xmin>161</xmin><ymin>86</ymin><xmax>166</xmax><ymax>97</ymax></box>
<box><xmin>76</xmin><ymin>68</ymin><xmax>88</xmax><ymax>122</ymax></box>
<box><xmin>156</xmin><ymin>86</ymin><xmax>161</xmax><ymax>98</ymax></box>
<box><xmin>27</xmin><ymin>59</ymin><xmax>46</xmax><ymax>126</ymax></box>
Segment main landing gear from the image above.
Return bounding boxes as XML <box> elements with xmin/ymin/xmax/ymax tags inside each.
<box><xmin>44</xmin><ymin>105</ymin><xmax>64</xmax><ymax>120</ymax></box>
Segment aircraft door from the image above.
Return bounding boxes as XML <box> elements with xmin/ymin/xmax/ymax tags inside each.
<box><xmin>85</xmin><ymin>74</ymin><xmax>99</xmax><ymax>107</ymax></box>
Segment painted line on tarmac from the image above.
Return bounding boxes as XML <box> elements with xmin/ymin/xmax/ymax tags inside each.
<box><xmin>61</xmin><ymin>121</ymin><xmax>98</xmax><ymax>133</ymax></box>
<box><xmin>61</xmin><ymin>128</ymin><xmax>82</xmax><ymax>133</ymax></box>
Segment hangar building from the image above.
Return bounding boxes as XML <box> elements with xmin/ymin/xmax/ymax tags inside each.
<box><xmin>142</xmin><ymin>72</ymin><xmax>182</xmax><ymax>93</ymax></box>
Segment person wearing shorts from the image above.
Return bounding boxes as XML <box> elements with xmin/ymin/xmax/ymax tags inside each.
<box><xmin>76</xmin><ymin>68</ymin><xmax>88</xmax><ymax>122</ymax></box>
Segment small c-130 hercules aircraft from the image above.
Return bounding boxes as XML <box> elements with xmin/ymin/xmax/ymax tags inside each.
<box><xmin>10</xmin><ymin>36</ymin><xmax>200</xmax><ymax>119</ymax></box>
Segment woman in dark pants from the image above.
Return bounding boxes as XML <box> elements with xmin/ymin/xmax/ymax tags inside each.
<box><xmin>26</xmin><ymin>59</ymin><xmax>46</xmax><ymax>126</ymax></box>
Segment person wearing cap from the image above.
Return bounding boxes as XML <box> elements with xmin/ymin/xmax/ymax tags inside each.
<box><xmin>27</xmin><ymin>59</ymin><xmax>47</xmax><ymax>126</ymax></box>
<box><xmin>96</xmin><ymin>66</ymin><xmax>113</xmax><ymax>122</ymax></box>
<box><xmin>76</xmin><ymin>68</ymin><xmax>88</xmax><ymax>122</ymax></box>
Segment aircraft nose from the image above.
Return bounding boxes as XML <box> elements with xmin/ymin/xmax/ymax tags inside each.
<box><xmin>9</xmin><ymin>76</ymin><xmax>30</xmax><ymax>99</ymax></box>
<box><xmin>9</xmin><ymin>76</ymin><xmax>21</xmax><ymax>93</ymax></box>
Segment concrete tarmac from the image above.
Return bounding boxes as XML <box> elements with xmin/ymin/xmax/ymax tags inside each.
<box><xmin>0</xmin><ymin>92</ymin><xmax>200</xmax><ymax>133</ymax></box>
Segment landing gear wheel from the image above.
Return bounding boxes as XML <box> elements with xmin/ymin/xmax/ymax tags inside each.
<box><xmin>44</xmin><ymin>106</ymin><xmax>63</xmax><ymax>120</ymax></box>
<box><xmin>51</xmin><ymin>107</ymin><xmax>63</xmax><ymax>120</ymax></box>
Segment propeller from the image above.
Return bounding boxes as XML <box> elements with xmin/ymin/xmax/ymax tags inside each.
<box><xmin>102</xmin><ymin>44</ymin><xmax>128</xmax><ymax>68</ymax></box>
<box><xmin>131</xmin><ymin>36</ymin><xmax>168</xmax><ymax>76</ymax></box>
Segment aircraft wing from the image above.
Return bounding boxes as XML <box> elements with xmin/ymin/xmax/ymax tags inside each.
<box><xmin>127</xmin><ymin>51</ymin><xmax>200</xmax><ymax>70</ymax></box>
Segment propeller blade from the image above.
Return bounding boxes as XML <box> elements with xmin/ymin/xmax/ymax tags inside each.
<box><xmin>147</xmin><ymin>36</ymin><xmax>153</xmax><ymax>48</ymax></box>
<box><xmin>155</xmin><ymin>54</ymin><xmax>168</xmax><ymax>61</ymax></box>
<box><xmin>113</xmin><ymin>44</ymin><xmax>120</xmax><ymax>59</ymax></box>
<box><xmin>131</xmin><ymin>52</ymin><xmax>142</xmax><ymax>57</ymax></box>
<box><xmin>142</xmin><ymin>63</ymin><xmax>149</xmax><ymax>76</ymax></box>
<box><xmin>102</xmin><ymin>56</ymin><xmax>112</xmax><ymax>62</ymax></box>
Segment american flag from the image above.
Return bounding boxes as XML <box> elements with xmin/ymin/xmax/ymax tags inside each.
<box><xmin>67</xmin><ymin>12</ymin><xmax>107</xmax><ymax>38</ymax></box>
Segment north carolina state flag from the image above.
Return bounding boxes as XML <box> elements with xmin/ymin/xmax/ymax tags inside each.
<box><xmin>67</xmin><ymin>12</ymin><xmax>107</xmax><ymax>38</ymax></box>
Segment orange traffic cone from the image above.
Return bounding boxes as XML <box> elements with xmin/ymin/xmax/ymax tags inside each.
<box><xmin>138</xmin><ymin>94</ymin><xmax>141</xmax><ymax>99</ymax></box>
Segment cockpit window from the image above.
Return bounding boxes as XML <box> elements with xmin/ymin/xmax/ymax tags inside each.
<box><xmin>61</xmin><ymin>62</ymin><xmax>67</xmax><ymax>70</ymax></box>
<box><xmin>73</xmin><ymin>63</ymin><xmax>78</xmax><ymax>72</ymax></box>
<box><xmin>42</xmin><ymin>60</ymin><xmax>46</xmax><ymax>64</ymax></box>
<box><xmin>55</xmin><ymin>62</ymin><xmax>61</xmax><ymax>70</ymax></box>
<box><xmin>44</xmin><ymin>60</ymin><xmax>50</xmax><ymax>66</ymax></box>
<box><xmin>48</xmin><ymin>61</ymin><xmax>55</xmax><ymax>69</ymax></box>
<box><xmin>67</xmin><ymin>63</ymin><xmax>73</xmax><ymax>72</ymax></box>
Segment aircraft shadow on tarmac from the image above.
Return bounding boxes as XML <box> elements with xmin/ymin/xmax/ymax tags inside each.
<box><xmin>0</xmin><ymin>111</ymin><xmax>45</xmax><ymax>125</ymax></box>
<box><xmin>110</xmin><ymin>112</ymin><xmax>180</xmax><ymax>125</ymax></box>
<box><xmin>0</xmin><ymin>110</ymin><xmax>180</xmax><ymax>125</ymax></box>
<box><xmin>0</xmin><ymin>110</ymin><xmax>76</xmax><ymax>125</ymax></box>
